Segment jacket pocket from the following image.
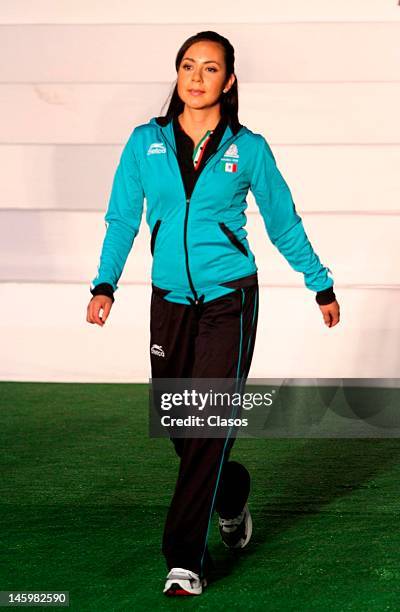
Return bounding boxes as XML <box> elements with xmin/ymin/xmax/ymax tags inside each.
<box><xmin>150</xmin><ymin>219</ymin><xmax>162</xmax><ymax>256</ymax></box>
<box><xmin>218</xmin><ymin>222</ymin><xmax>248</xmax><ymax>257</ymax></box>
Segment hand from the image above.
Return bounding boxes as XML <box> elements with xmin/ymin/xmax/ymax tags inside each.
<box><xmin>319</xmin><ymin>299</ymin><xmax>340</xmax><ymax>328</ymax></box>
<box><xmin>87</xmin><ymin>295</ymin><xmax>113</xmax><ymax>327</ymax></box>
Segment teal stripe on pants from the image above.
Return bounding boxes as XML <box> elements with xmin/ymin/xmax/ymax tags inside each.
<box><xmin>199</xmin><ymin>288</ymin><xmax>246</xmax><ymax>578</ymax></box>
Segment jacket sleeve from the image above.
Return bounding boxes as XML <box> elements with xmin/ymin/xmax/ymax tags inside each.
<box><xmin>249</xmin><ymin>135</ymin><xmax>334</xmax><ymax>293</ymax></box>
<box><xmin>90</xmin><ymin>128</ymin><xmax>145</xmax><ymax>294</ymax></box>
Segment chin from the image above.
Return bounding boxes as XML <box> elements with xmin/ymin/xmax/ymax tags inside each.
<box><xmin>184</xmin><ymin>100</ymin><xmax>208</xmax><ymax>109</ymax></box>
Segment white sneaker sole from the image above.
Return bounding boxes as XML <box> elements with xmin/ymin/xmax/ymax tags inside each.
<box><xmin>239</xmin><ymin>504</ymin><xmax>253</xmax><ymax>548</ymax></box>
<box><xmin>222</xmin><ymin>503</ymin><xmax>253</xmax><ymax>549</ymax></box>
<box><xmin>163</xmin><ymin>575</ymin><xmax>207</xmax><ymax>596</ymax></box>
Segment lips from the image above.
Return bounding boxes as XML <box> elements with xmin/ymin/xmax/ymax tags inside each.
<box><xmin>189</xmin><ymin>90</ymin><xmax>205</xmax><ymax>95</ymax></box>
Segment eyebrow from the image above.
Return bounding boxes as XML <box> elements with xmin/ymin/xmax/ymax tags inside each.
<box><xmin>182</xmin><ymin>57</ymin><xmax>221</xmax><ymax>66</ymax></box>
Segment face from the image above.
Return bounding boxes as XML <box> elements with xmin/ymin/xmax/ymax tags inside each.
<box><xmin>177</xmin><ymin>40</ymin><xmax>236</xmax><ymax>112</ymax></box>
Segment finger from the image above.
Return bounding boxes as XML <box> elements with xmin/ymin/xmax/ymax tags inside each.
<box><xmin>325</xmin><ymin>304</ymin><xmax>341</xmax><ymax>327</ymax></box>
<box><xmin>332</xmin><ymin>304</ymin><xmax>340</xmax><ymax>324</ymax></box>
<box><xmin>89</xmin><ymin>299</ymin><xmax>104</xmax><ymax>326</ymax></box>
<box><xmin>93</xmin><ymin>304</ymin><xmax>104</xmax><ymax>326</ymax></box>
<box><xmin>331</xmin><ymin>310</ymin><xmax>340</xmax><ymax>327</ymax></box>
<box><xmin>323</xmin><ymin>311</ymin><xmax>332</xmax><ymax>327</ymax></box>
<box><xmin>101</xmin><ymin>300</ymin><xmax>112</xmax><ymax>324</ymax></box>
<box><xmin>87</xmin><ymin>302</ymin><xmax>95</xmax><ymax>324</ymax></box>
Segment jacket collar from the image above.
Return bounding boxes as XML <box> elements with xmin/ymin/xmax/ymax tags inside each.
<box><xmin>172</xmin><ymin>113</ymin><xmax>228</xmax><ymax>143</ymax></box>
<box><xmin>154</xmin><ymin>112</ymin><xmax>241</xmax><ymax>132</ymax></box>
<box><xmin>151</xmin><ymin>113</ymin><xmax>243</xmax><ymax>154</ymax></box>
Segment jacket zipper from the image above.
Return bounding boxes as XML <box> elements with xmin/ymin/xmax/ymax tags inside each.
<box><xmin>183</xmin><ymin>196</ymin><xmax>199</xmax><ymax>302</ymax></box>
<box><xmin>160</xmin><ymin>126</ymin><xmax>245</xmax><ymax>305</ymax></box>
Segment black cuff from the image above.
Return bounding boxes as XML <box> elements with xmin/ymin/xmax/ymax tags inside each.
<box><xmin>90</xmin><ymin>283</ymin><xmax>115</xmax><ymax>303</ymax></box>
<box><xmin>316</xmin><ymin>286</ymin><xmax>336</xmax><ymax>306</ymax></box>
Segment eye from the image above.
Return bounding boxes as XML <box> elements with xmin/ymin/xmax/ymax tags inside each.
<box><xmin>181</xmin><ymin>63</ymin><xmax>218</xmax><ymax>72</ymax></box>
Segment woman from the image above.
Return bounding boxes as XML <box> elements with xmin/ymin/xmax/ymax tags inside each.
<box><xmin>87</xmin><ymin>31</ymin><xmax>340</xmax><ymax>596</ymax></box>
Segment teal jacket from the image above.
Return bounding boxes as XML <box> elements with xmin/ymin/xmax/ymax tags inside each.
<box><xmin>91</xmin><ymin>116</ymin><xmax>334</xmax><ymax>304</ymax></box>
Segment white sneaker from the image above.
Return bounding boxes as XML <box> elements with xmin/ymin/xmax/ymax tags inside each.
<box><xmin>218</xmin><ymin>503</ymin><xmax>253</xmax><ymax>549</ymax></box>
<box><xmin>163</xmin><ymin>567</ymin><xmax>207</xmax><ymax>596</ymax></box>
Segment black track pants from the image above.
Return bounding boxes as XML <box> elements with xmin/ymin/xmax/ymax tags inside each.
<box><xmin>149</xmin><ymin>283</ymin><xmax>259</xmax><ymax>579</ymax></box>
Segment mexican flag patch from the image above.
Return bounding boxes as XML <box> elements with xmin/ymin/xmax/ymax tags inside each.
<box><xmin>221</xmin><ymin>161</ymin><xmax>238</xmax><ymax>173</ymax></box>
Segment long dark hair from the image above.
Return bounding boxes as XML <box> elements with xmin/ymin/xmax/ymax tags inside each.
<box><xmin>159</xmin><ymin>31</ymin><xmax>241</xmax><ymax>133</ymax></box>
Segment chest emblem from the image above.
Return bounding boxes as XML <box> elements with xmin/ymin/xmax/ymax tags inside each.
<box><xmin>220</xmin><ymin>161</ymin><xmax>238</xmax><ymax>172</ymax></box>
<box><xmin>220</xmin><ymin>143</ymin><xmax>240</xmax><ymax>171</ymax></box>
<box><xmin>147</xmin><ymin>142</ymin><xmax>166</xmax><ymax>155</ymax></box>
<box><xmin>224</xmin><ymin>143</ymin><xmax>239</xmax><ymax>158</ymax></box>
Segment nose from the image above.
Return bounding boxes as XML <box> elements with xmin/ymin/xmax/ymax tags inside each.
<box><xmin>191</xmin><ymin>68</ymin><xmax>202</xmax><ymax>82</ymax></box>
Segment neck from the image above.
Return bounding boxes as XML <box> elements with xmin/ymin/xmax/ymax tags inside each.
<box><xmin>178</xmin><ymin>105</ymin><xmax>223</xmax><ymax>133</ymax></box>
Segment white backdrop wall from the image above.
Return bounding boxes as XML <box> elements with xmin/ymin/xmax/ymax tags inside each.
<box><xmin>1</xmin><ymin>1</ymin><xmax>399</xmax><ymax>382</ymax></box>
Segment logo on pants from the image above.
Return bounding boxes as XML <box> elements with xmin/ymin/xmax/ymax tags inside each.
<box><xmin>151</xmin><ymin>343</ymin><xmax>165</xmax><ymax>358</ymax></box>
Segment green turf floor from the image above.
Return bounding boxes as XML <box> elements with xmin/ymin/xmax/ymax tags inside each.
<box><xmin>1</xmin><ymin>382</ymin><xmax>400</xmax><ymax>611</ymax></box>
